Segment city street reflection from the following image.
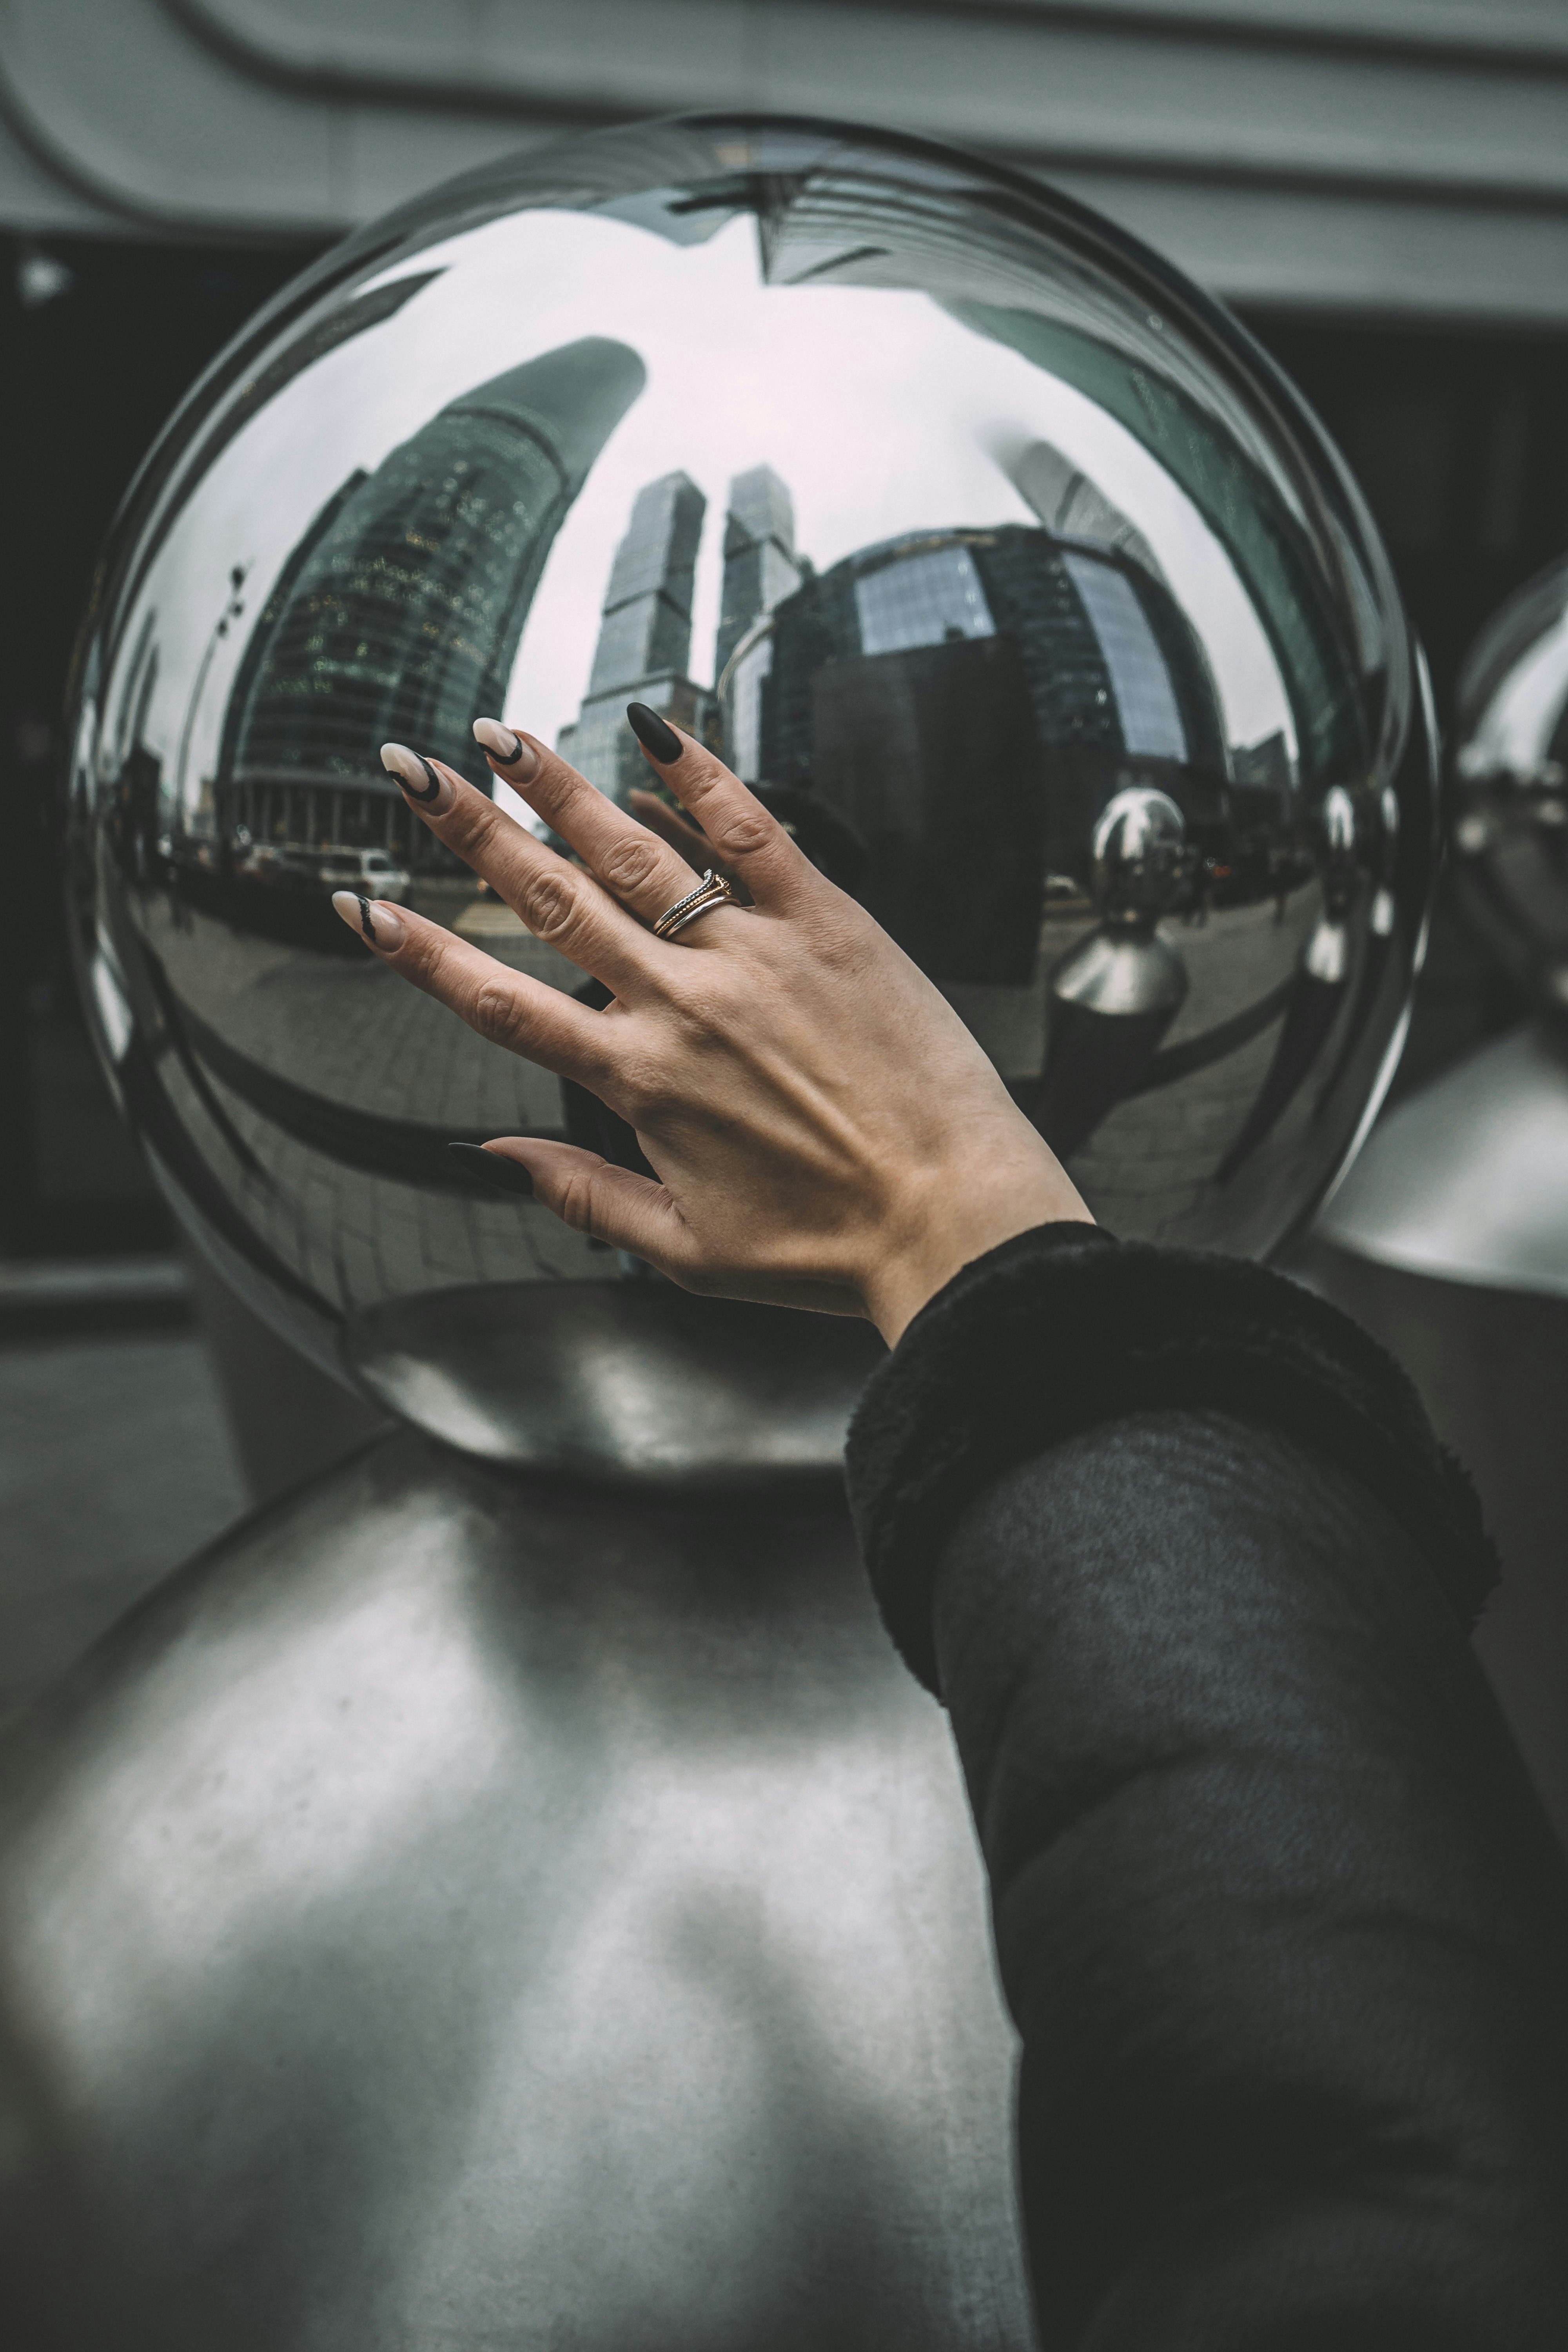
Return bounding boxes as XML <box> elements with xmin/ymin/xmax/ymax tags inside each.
<box><xmin>67</xmin><ymin>115</ymin><xmax>1434</xmax><ymax>1403</ymax></box>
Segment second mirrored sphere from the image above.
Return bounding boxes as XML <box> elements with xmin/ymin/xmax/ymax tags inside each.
<box><xmin>65</xmin><ymin>115</ymin><xmax>1435</xmax><ymax>1430</ymax></box>
<box><xmin>1450</xmin><ymin>553</ymin><xmax>1568</xmax><ymax>1022</ymax></box>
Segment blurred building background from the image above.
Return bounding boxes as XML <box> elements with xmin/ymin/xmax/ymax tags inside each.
<box><xmin>3</xmin><ymin>0</ymin><xmax>1567</xmax><ymax>1711</ymax></box>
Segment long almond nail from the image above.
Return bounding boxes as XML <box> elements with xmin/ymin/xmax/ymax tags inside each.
<box><xmin>626</xmin><ymin>702</ymin><xmax>683</xmax><ymax>764</ymax></box>
<box><xmin>381</xmin><ymin>741</ymin><xmax>452</xmax><ymax>811</ymax></box>
<box><xmin>332</xmin><ymin>890</ymin><xmax>405</xmax><ymax>950</ymax></box>
<box><xmin>473</xmin><ymin>716</ymin><xmax>537</xmax><ymax>777</ymax></box>
<box><xmin>448</xmin><ymin>1141</ymin><xmax>534</xmax><ymax>1198</ymax></box>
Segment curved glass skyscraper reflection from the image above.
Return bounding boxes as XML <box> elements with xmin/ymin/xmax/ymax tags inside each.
<box><xmin>716</xmin><ymin>495</ymin><xmax>1230</xmax><ymax>982</ymax></box>
<box><xmin>217</xmin><ymin>338</ymin><xmax>645</xmax><ymax>859</ymax></box>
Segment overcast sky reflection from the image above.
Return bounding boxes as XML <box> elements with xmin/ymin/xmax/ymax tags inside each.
<box><xmin>127</xmin><ymin>205</ymin><xmax>1295</xmax><ymax>818</ymax></box>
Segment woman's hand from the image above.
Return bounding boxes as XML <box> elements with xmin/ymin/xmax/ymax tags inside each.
<box><xmin>339</xmin><ymin>709</ymin><xmax>1091</xmax><ymax>1347</ymax></box>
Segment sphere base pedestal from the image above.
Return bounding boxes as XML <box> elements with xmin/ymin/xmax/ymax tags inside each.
<box><xmin>1312</xmin><ymin>1024</ymin><xmax>1568</xmax><ymax>1849</ymax></box>
<box><xmin>0</xmin><ymin>1430</ymin><xmax>1031</xmax><ymax>2348</ymax></box>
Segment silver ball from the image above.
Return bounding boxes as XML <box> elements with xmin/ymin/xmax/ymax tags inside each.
<box><xmin>1089</xmin><ymin>786</ymin><xmax>1189</xmax><ymax>926</ymax></box>
<box><xmin>63</xmin><ymin>115</ymin><xmax>1435</xmax><ymax>1457</ymax></box>
<box><xmin>1450</xmin><ymin>554</ymin><xmax>1568</xmax><ymax>1024</ymax></box>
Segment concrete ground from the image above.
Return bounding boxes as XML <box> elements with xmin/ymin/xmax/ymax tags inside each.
<box><xmin>0</xmin><ymin>1321</ymin><xmax>249</xmax><ymax>1728</ymax></box>
<box><xmin>0</xmin><ymin>1243</ymin><xmax>398</xmax><ymax>1730</ymax></box>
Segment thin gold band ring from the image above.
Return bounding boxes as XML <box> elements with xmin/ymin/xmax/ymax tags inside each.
<box><xmin>653</xmin><ymin>868</ymin><xmax>739</xmax><ymax>940</ymax></box>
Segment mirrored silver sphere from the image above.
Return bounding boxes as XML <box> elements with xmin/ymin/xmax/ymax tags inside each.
<box><xmin>1450</xmin><ymin>554</ymin><xmax>1568</xmax><ymax>1022</ymax></box>
<box><xmin>64</xmin><ymin>115</ymin><xmax>1435</xmax><ymax>1461</ymax></box>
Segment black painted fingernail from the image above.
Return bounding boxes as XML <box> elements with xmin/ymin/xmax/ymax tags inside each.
<box><xmin>448</xmin><ymin>1142</ymin><xmax>534</xmax><ymax>1198</ymax></box>
<box><xmin>626</xmin><ymin>702</ymin><xmax>682</xmax><ymax>764</ymax></box>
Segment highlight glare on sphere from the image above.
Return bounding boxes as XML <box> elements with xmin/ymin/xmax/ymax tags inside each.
<box><xmin>1449</xmin><ymin>553</ymin><xmax>1568</xmax><ymax>1022</ymax></box>
<box><xmin>64</xmin><ymin>116</ymin><xmax>1435</xmax><ymax>1438</ymax></box>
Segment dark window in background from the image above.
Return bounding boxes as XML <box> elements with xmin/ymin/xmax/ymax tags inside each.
<box><xmin>0</xmin><ymin>251</ymin><xmax>1559</xmax><ymax>1259</ymax></box>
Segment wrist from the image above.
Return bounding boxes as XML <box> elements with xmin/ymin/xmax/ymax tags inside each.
<box><xmin>864</xmin><ymin>1160</ymin><xmax>1094</xmax><ymax>1348</ymax></box>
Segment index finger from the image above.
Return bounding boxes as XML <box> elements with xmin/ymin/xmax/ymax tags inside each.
<box><xmin>624</xmin><ymin>702</ymin><xmax>814</xmax><ymax>913</ymax></box>
<box><xmin>379</xmin><ymin>745</ymin><xmax>663</xmax><ymax>998</ymax></box>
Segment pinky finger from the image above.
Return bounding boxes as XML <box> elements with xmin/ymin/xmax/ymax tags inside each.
<box><xmin>475</xmin><ymin>1139</ymin><xmax>693</xmax><ymax>1267</ymax></box>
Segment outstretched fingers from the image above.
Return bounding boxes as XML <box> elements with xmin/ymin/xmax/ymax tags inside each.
<box><xmin>474</xmin><ymin>720</ymin><xmax>712</xmax><ymax>926</ymax></box>
<box><xmin>379</xmin><ymin>744</ymin><xmax>662</xmax><ymax>995</ymax></box>
<box><xmin>331</xmin><ymin>894</ymin><xmax>616</xmax><ymax>1087</ymax></box>
<box><xmin>624</xmin><ymin>704</ymin><xmax>815</xmax><ymax>913</ymax></box>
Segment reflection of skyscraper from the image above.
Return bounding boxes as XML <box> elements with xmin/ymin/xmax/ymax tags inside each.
<box><xmin>1007</xmin><ymin>439</ymin><xmax>1167</xmax><ymax>586</ymax></box>
<box><xmin>1231</xmin><ymin>728</ymin><xmax>1294</xmax><ymax>810</ymax></box>
<box><xmin>217</xmin><ymin>474</ymin><xmax>367</xmax><ymax>788</ymax></box>
<box><xmin>728</xmin><ymin>526</ymin><xmax>1226</xmax><ymax>781</ymax></box>
<box><xmin>218</xmin><ymin>338</ymin><xmax>644</xmax><ymax>857</ymax></box>
<box><xmin>558</xmin><ymin>470</ymin><xmax>711</xmax><ymax>804</ymax></box>
<box><xmin>715</xmin><ymin>465</ymin><xmax>803</xmax><ymax>681</ymax></box>
<box><xmin>810</xmin><ymin>626</ymin><xmax>1045</xmax><ymax>984</ymax></box>
<box><xmin>716</xmin><ymin>497</ymin><xmax>1234</xmax><ymax>985</ymax></box>
<box><xmin>958</xmin><ymin>302</ymin><xmax>1365</xmax><ymax>787</ymax></box>
<box><xmin>593</xmin><ymin>471</ymin><xmax>707</xmax><ymax>690</ymax></box>
<box><xmin>983</xmin><ymin>529</ymin><xmax>1228</xmax><ymax>807</ymax></box>
<box><xmin>725</xmin><ymin>520</ymin><xmax>1229</xmax><ymax>948</ymax></box>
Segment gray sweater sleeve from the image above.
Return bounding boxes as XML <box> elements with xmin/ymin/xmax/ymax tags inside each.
<box><xmin>846</xmin><ymin>1228</ymin><xmax>1568</xmax><ymax>2348</ymax></box>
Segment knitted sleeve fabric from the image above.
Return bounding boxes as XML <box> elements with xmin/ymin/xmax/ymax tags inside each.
<box><xmin>845</xmin><ymin>1221</ymin><xmax>1496</xmax><ymax>1696</ymax></box>
<box><xmin>844</xmin><ymin>1223</ymin><xmax>1568</xmax><ymax>2347</ymax></box>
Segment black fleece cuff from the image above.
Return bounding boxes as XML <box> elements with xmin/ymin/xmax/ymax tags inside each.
<box><xmin>844</xmin><ymin>1222</ymin><xmax>1497</xmax><ymax>1696</ymax></box>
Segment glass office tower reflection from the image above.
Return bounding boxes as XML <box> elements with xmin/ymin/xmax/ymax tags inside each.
<box><xmin>719</xmin><ymin>495</ymin><xmax>1229</xmax><ymax>971</ymax></box>
<box><xmin>558</xmin><ymin>467</ymin><xmax>713</xmax><ymax>801</ymax></box>
<box><xmin>217</xmin><ymin>339</ymin><xmax>644</xmax><ymax>873</ymax></box>
<box><xmin>65</xmin><ymin>114</ymin><xmax>1434</xmax><ymax>1403</ymax></box>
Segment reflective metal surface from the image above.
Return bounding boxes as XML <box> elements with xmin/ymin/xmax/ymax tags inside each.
<box><xmin>1309</xmin><ymin>1236</ymin><xmax>1568</xmax><ymax>1855</ymax></box>
<box><xmin>347</xmin><ymin>1280</ymin><xmax>882</xmax><ymax>1490</ymax></box>
<box><xmin>0</xmin><ymin>1436</ymin><xmax>1030</xmax><ymax>2348</ymax></box>
<box><xmin>1450</xmin><ymin>553</ymin><xmax>1568</xmax><ymax>1022</ymax></box>
<box><xmin>1317</xmin><ymin>566</ymin><xmax>1568</xmax><ymax>1835</ymax></box>
<box><xmin>64</xmin><ymin>113</ymin><xmax>1435</xmax><ymax>1445</ymax></box>
<box><xmin>1317</xmin><ymin>1023</ymin><xmax>1568</xmax><ymax>1297</ymax></box>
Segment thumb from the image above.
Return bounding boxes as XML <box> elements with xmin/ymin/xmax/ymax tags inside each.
<box><xmin>481</xmin><ymin>1139</ymin><xmax>693</xmax><ymax>1269</ymax></box>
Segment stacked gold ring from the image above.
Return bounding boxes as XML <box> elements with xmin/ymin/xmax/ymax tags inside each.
<box><xmin>652</xmin><ymin>867</ymin><xmax>739</xmax><ymax>941</ymax></box>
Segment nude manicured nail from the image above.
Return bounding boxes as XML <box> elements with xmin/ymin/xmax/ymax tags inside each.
<box><xmin>473</xmin><ymin>716</ymin><xmax>536</xmax><ymax>776</ymax></box>
<box><xmin>381</xmin><ymin>741</ymin><xmax>452</xmax><ymax>810</ymax></box>
<box><xmin>332</xmin><ymin>890</ymin><xmax>405</xmax><ymax>950</ymax></box>
<box><xmin>448</xmin><ymin>1141</ymin><xmax>534</xmax><ymax>1198</ymax></box>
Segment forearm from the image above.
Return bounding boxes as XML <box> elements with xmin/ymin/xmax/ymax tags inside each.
<box><xmin>938</xmin><ymin>1411</ymin><xmax>1568</xmax><ymax>2347</ymax></box>
<box><xmin>847</xmin><ymin>1227</ymin><xmax>1568</xmax><ymax>2347</ymax></box>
